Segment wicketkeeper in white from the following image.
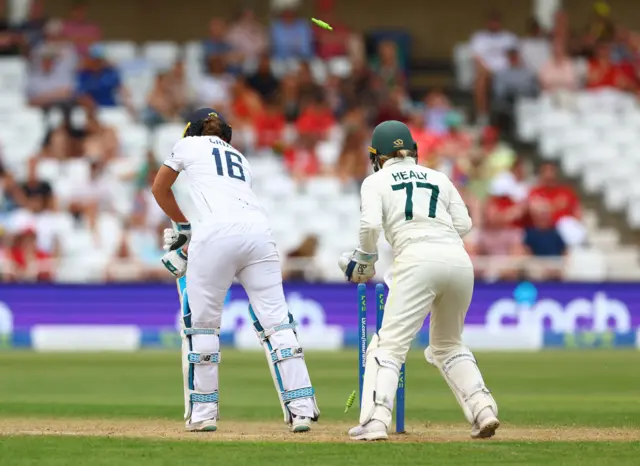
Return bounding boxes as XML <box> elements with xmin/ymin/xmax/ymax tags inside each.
<box><xmin>152</xmin><ymin>108</ymin><xmax>320</xmax><ymax>433</ymax></box>
<box><xmin>339</xmin><ymin>120</ymin><xmax>499</xmax><ymax>441</ymax></box>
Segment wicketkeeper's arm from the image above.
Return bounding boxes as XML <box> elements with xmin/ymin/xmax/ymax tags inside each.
<box><xmin>358</xmin><ymin>178</ymin><xmax>382</xmax><ymax>256</ymax></box>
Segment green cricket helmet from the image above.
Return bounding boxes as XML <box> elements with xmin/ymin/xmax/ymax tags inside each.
<box><xmin>368</xmin><ymin>120</ymin><xmax>418</xmax><ymax>172</ymax></box>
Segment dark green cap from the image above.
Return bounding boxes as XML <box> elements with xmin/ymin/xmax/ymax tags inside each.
<box><xmin>368</xmin><ymin>120</ymin><xmax>415</xmax><ymax>157</ymax></box>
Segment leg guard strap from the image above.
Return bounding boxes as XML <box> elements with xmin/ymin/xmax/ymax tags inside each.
<box><xmin>271</xmin><ymin>347</ymin><xmax>303</xmax><ymax>363</ymax></box>
<box><xmin>188</xmin><ymin>352</ymin><xmax>221</xmax><ymax>364</ymax></box>
<box><xmin>282</xmin><ymin>387</ymin><xmax>315</xmax><ymax>402</ymax></box>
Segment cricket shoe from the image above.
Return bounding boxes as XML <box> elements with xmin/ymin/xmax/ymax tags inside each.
<box><xmin>348</xmin><ymin>420</ymin><xmax>388</xmax><ymax>441</ymax></box>
<box><xmin>186</xmin><ymin>418</ymin><xmax>217</xmax><ymax>432</ymax></box>
<box><xmin>290</xmin><ymin>415</ymin><xmax>312</xmax><ymax>433</ymax></box>
<box><xmin>470</xmin><ymin>407</ymin><xmax>499</xmax><ymax>439</ymax></box>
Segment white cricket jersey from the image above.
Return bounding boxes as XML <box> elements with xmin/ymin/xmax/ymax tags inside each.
<box><xmin>358</xmin><ymin>158</ymin><xmax>472</xmax><ymax>255</ymax></box>
<box><xmin>163</xmin><ymin>136</ymin><xmax>269</xmax><ymax>226</ymax></box>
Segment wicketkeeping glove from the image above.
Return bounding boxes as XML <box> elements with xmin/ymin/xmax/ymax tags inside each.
<box><xmin>161</xmin><ymin>248</ymin><xmax>188</xmax><ymax>278</ymax></box>
<box><xmin>163</xmin><ymin>223</ymin><xmax>192</xmax><ymax>252</ymax></box>
<box><xmin>338</xmin><ymin>248</ymin><xmax>377</xmax><ymax>284</ymax></box>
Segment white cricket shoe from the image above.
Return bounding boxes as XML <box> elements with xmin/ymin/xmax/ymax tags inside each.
<box><xmin>290</xmin><ymin>415</ymin><xmax>312</xmax><ymax>433</ymax></box>
<box><xmin>471</xmin><ymin>407</ymin><xmax>499</xmax><ymax>439</ymax></box>
<box><xmin>348</xmin><ymin>420</ymin><xmax>388</xmax><ymax>441</ymax></box>
<box><xmin>186</xmin><ymin>418</ymin><xmax>217</xmax><ymax>432</ymax></box>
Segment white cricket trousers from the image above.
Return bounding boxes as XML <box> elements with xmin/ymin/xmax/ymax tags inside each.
<box><xmin>379</xmin><ymin>242</ymin><xmax>474</xmax><ymax>362</ymax></box>
<box><xmin>186</xmin><ymin>222</ymin><xmax>315</xmax><ymax>422</ymax></box>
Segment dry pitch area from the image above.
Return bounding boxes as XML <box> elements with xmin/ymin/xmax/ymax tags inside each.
<box><xmin>1</xmin><ymin>418</ymin><xmax>639</xmax><ymax>443</ymax></box>
<box><xmin>1</xmin><ymin>351</ymin><xmax>640</xmax><ymax>465</ymax></box>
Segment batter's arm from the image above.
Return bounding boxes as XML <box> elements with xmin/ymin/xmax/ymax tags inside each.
<box><xmin>358</xmin><ymin>178</ymin><xmax>383</xmax><ymax>254</ymax></box>
<box><xmin>152</xmin><ymin>165</ymin><xmax>189</xmax><ymax>223</ymax></box>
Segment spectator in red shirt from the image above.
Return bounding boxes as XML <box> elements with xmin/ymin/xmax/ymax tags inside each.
<box><xmin>284</xmin><ymin>134</ymin><xmax>321</xmax><ymax>182</ymax></box>
<box><xmin>528</xmin><ymin>162</ymin><xmax>580</xmax><ymax>224</ymax></box>
<box><xmin>296</xmin><ymin>95</ymin><xmax>335</xmax><ymax>140</ymax></box>
<box><xmin>9</xmin><ymin>227</ymin><xmax>52</xmax><ymax>282</ymax></box>
<box><xmin>62</xmin><ymin>1</ymin><xmax>102</xmax><ymax>57</ymax></box>
<box><xmin>313</xmin><ymin>0</ymin><xmax>349</xmax><ymax>60</ymax></box>
<box><xmin>253</xmin><ymin>98</ymin><xmax>286</xmax><ymax>151</ymax></box>
<box><xmin>586</xmin><ymin>41</ymin><xmax>634</xmax><ymax>90</ymax></box>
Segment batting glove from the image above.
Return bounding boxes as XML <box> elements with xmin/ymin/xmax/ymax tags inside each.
<box><xmin>161</xmin><ymin>248</ymin><xmax>188</xmax><ymax>278</ymax></box>
<box><xmin>163</xmin><ymin>223</ymin><xmax>191</xmax><ymax>252</ymax></box>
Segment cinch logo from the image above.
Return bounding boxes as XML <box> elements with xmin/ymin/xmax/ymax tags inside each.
<box><xmin>485</xmin><ymin>292</ymin><xmax>632</xmax><ymax>333</ymax></box>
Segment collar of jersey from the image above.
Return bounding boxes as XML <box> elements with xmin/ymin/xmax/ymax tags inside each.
<box><xmin>383</xmin><ymin>158</ymin><xmax>417</xmax><ymax>169</ymax></box>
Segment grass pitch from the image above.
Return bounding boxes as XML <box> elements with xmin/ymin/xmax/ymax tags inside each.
<box><xmin>0</xmin><ymin>350</ymin><xmax>639</xmax><ymax>465</ymax></box>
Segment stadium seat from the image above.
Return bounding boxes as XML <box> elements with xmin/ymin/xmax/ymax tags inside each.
<box><xmin>0</xmin><ymin>57</ymin><xmax>27</xmax><ymax>97</ymax></box>
<box><xmin>453</xmin><ymin>43</ymin><xmax>474</xmax><ymax>90</ymax></box>
<box><xmin>152</xmin><ymin>123</ymin><xmax>187</xmax><ymax>163</ymax></box>
<box><xmin>98</xmin><ymin>107</ymin><xmax>134</xmax><ymax>130</ymax></box>
<box><xmin>142</xmin><ymin>41</ymin><xmax>180</xmax><ymax>70</ymax></box>
<box><xmin>304</xmin><ymin>177</ymin><xmax>343</xmax><ymax>199</ymax></box>
<box><xmin>102</xmin><ymin>41</ymin><xmax>138</xmax><ymax>65</ymax></box>
<box><xmin>327</xmin><ymin>57</ymin><xmax>352</xmax><ymax>78</ymax></box>
<box><xmin>564</xmin><ymin>247</ymin><xmax>606</xmax><ymax>281</ymax></box>
<box><xmin>118</xmin><ymin>124</ymin><xmax>150</xmax><ymax>160</ymax></box>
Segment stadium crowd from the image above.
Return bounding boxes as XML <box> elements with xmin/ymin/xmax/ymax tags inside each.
<box><xmin>0</xmin><ymin>0</ymin><xmax>625</xmax><ymax>283</ymax></box>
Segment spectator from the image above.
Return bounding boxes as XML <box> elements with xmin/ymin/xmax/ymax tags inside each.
<box><xmin>0</xmin><ymin>160</ymin><xmax>25</xmax><ymax>217</ymax></box>
<box><xmin>253</xmin><ymin>97</ymin><xmax>286</xmax><ymax>151</ymax></box>
<box><xmin>528</xmin><ymin>162</ymin><xmax>580</xmax><ymax>224</ymax></box>
<box><xmin>17</xmin><ymin>0</ymin><xmax>48</xmax><ymax>49</ymax></box>
<box><xmin>313</xmin><ymin>0</ymin><xmax>349</xmax><ymax>60</ymax></box>
<box><xmin>279</xmin><ymin>72</ymin><xmax>301</xmax><ymax>121</ymax></box>
<box><xmin>372</xmin><ymin>40</ymin><xmax>406</xmax><ymax>91</ymax></box>
<box><xmin>144</xmin><ymin>65</ymin><xmax>189</xmax><ymax>127</ymax></box>
<box><xmin>493</xmin><ymin>48</ymin><xmax>538</xmax><ymax>114</ymax></box>
<box><xmin>283</xmin><ymin>234</ymin><xmax>319</xmax><ymax>281</ymax></box>
<box><xmin>374</xmin><ymin>86</ymin><xmax>409</xmax><ymax>126</ymax></box>
<box><xmin>520</xmin><ymin>18</ymin><xmax>551</xmax><ymax>73</ymax></box>
<box><xmin>433</xmin><ymin>112</ymin><xmax>473</xmax><ymax>174</ymax></box>
<box><xmin>32</xmin><ymin>19</ymin><xmax>78</xmax><ymax>77</ymax></box>
<box><xmin>62</xmin><ymin>0</ymin><xmax>102</xmax><ymax>57</ymax></box>
<box><xmin>83</xmin><ymin>104</ymin><xmax>120</xmax><ymax>162</ymax></box>
<box><xmin>270</xmin><ymin>8</ymin><xmax>313</xmax><ymax>60</ymax></box>
<box><xmin>479</xmin><ymin>126</ymin><xmax>516</xmax><ymax>179</ymax></box>
<box><xmin>324</xmin><ymin>74</ymin><xmax>347</xmax><ymax>117</ymax></box>
<box><xmin>231</xmin><ymin>76</ymin><xmax>263</xmax><ymax>127</ymax></box>
<box><xmin>336</xmin><ymin>129</ymin><xmax>368</xmax><ymax>185</ymax></box>
<box><xmin>297</xmin><ymin>61</ymin><xmax>323</xmax><ymax>103</ymax></box>
<box><xmin>423</xmin><ymin>90</ymin><xmax>451</xmax><ymax>136</ymax></box>
<box><xmin>0</xmin><ymin>0</ymin><xmax>22</xmax><ymax>56</ymax></box>
<box><xmin>77</xmin><ymin>44</ymin><xmax>125</xmax><ymax>107</ymax></box>
<box><xmin>470</xmin><ymin>194</ymin><xmax>527</xmax><ymax>280</ymax></box>
<box><xmin>296</xmin><ymin>94</ymin><xmax>335</xmax><ymax>140</ymax></box>
<box><xmin>247</xmin><ymin>53</ymin><xmax>280</xmax><ymax>99</ymax></box>
<box><xmin>15</xmin><ymin>159</ymin><xmax>64</xmax><ymax>257</ymax></box>
<box><xmin>226</xmin><ymin>8</ymin><xmax>268</xmax><ymax>64</ymax></box>
<box><xmin>586</xmin><ymin>41</ymin><xmax>634</xmax><ymax>90</ymax></box>
<box><xmin>470</xmin><ymin>11</ymin><xmax>519</xmax><ymax>124</ymax></box>
<box><xmin>26</xmin><ymin>45</ymin><xmax>75</xmax><ymax>110</ymax></box>
<box><xmin>203</xmin><ymin>17</ymin><xmax>232</xmax><ymax>61</ymax></box>
<box><xmin>106</xmin><ymin>212</ymin><xmax>165</xmax><ymax>282</ymax></box>
<box><xmin>524</xmin><ymin>201</ymin><xmax>566</xmax><ymax>280</ymax></box>
<box><xmin>581</xmin><ymin>2</ymin><xmax>616</xmax><ymax>57</ymax></box>
<box><xmin>8</xmin><ymin>227</ymin><xmax>52</xmax><ymax>282</ymax></box>
<box><xmin>484</xmin><ymin>169</ymin><xmax>527</xmax><ymax>229</ymax></box>
<box><xmin>196</xmin><ymin>55</ymin><xmax>235</xmax><ymax>111</ymax></box>
<box><xmin>538</xmin><ymin>43</ymin><xmax>578</xmax><ymax>92</ymax></box>
<box><xmin>284</xmin><ymin>134</ymin><xmax>321</xmax><ymax>182</ymax></box>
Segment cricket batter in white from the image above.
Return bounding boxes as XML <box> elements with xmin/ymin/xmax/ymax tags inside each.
<box><xmin>339</xmin><ymin>120</ymin><xmax>499</xmax><ymax>441</ymax></box>
<box><xmin>152</xmin><ymin>108</ymin><xmax>320</xmax><ymax>433</ymax></box>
